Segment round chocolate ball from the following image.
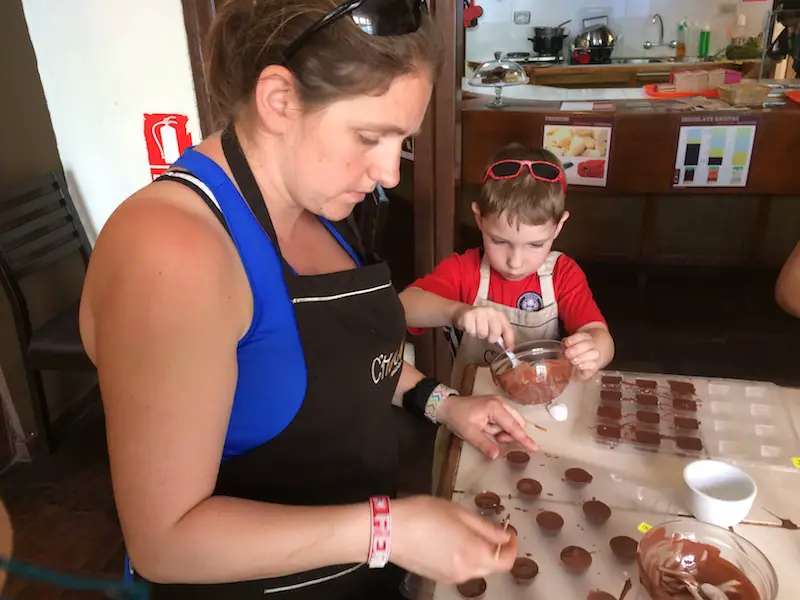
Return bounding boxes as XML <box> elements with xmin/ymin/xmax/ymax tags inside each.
<box><xmin>536</xmin><ymin>510</ymin><xmax>564</xmax><ymax>534</ymax></box>
<box><xmin>511</xmin><ymin>557</ymin><xmax>538</xmax><ymax>585</ymax></box>
<box><xmin>456</xmin><ymin>578</ymin><xmax>487</xmax><ymax>598</ymax></box>
<box><xmin>516</xmin><ymin>478</ymin><xmax>542</xmax><ymax>499</ymax></box>
<box><xmin>582</xmin><ymin>500</ymin><xmax>611</xmax><ymax>525</ymax></box>
<box><xmin>560</xmin><ymin>545</ymin><xmax>592</xmax><ymax>574</ymax></box>
<box><xmin>609</xmin><ymin>536</ymin><xmax>639</xmax><ymax>563</ymax></box>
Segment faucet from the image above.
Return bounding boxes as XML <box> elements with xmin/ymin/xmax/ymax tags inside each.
<box><xmin>644</xmin><ymin>13</ymin><xmax>678</xmax><ymax>50</ymax></box>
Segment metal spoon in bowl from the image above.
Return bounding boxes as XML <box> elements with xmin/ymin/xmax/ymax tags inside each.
<box><xmin>496</xmin><ymin>338</ymin><xmax>569</xmax><ymax>422</ymax></box>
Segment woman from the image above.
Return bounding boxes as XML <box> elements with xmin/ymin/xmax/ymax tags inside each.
<box><xmin>79</xmin><ymin>0</ymin><xmax>536</xmax><ymax>598</ymax></box>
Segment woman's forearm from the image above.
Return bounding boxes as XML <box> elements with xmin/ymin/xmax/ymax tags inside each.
<box><xmin>392</xmin><ymin>361</ymin><xmax>425</xmax><ymax>407</ymax></box>
<box><xmin>131</xmin><ymin>497</ymin><xmax>370</xmax><ymax>584</ymax></box>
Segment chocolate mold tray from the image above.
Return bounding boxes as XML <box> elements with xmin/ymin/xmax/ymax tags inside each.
<box><xmin>587</xmin><ymin>371</ymin><xmax>800</xmax><ymax>472</ymax></box>
<box><xmin>453</xmin><ymin>441</ymin><xmax>684</xmax><ymax>516</ymax></box>
<box><xmin>435</xmin><ymin>494</ymin><xmax>653</xmax><ymax>600</ymax></box>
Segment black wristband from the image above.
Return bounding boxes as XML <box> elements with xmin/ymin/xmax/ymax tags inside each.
<box><xmin>402</xmin><ymin>377</ymin><xmax>441</xmax><ymax>421</ymax></box>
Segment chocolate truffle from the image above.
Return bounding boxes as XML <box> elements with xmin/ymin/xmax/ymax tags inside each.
<box><xmin>636</xmin><ymin>410</ymin><xmax>660</xmax><ymax>424</ymax></box>
<box><xmin>565</xmin><ymin>467</ymin><xmax>593</xmax><ymax>487</ymax></box>
<box><xmin>677</xmin><ymin>436</ymin><xmax>703</xmax><ymax>451</ymax></box>
<box><xmin>635</xmin><ymin>429</ymin><xmax>661</xmax><ymax>446</ymax></box>
<box><xmin>582</xmin><ymin>500</ymin><xmax>611</xmax><ymax>525</ymax></box>
<box><xmin>560</xmin><ymin>545</ymin><xmax>592</xmax><ymax>574</ymax></box>
<box><xmin>601</xmin><ymin>375</ymin><xmax>622</xmax><ymax>385</ymax></box>
<box><xmin>597</xmin><ymin>424</ymin><xmax>621</xmax><ymax>439</ymax></box>
<box><xmin>536</xmin><ymin>510</ymin><xmax>564</xmax><ymax>534</ymax></box>
<box><xmin>674</xmin><ymin>417</ymin><xmax>699</xmax><ymax>430</ymax></box>
<box><xmin>609</xmin><ymin>535</ymin><xmax>639</xmax><ymax>563</ymax></box>
<box><xmin>668</xmin><ymin>380</ymin><xmax>695</xmax><ymax>395</ymax></box>
<box><xmin>474</xmin><ymin>491</ymin><xmax>501</xmax><ymax>511</ymax></box>
<box><xmin>636</xmin><ymin>379</ymin><xmax>657</xmax><ymax>389</ymax></box>
<box><xmin>673</xmin><ymin>398</ymin><xmax>698</xmax><ymax>412</ymax></box>
<box><xmin>600</xmin><ymin>389</ymin><xmax>622</xmax><ymax>402</ymax></box>
<box><xmin>511</xmin><ymin>557</ymin><xmax>538</xmax><ymax>584</ymax></box>
<box><xmin>505</xmin><ymin>450</ymin><xmax>530</xmax><ymax>468</ymax></box>
<box><xmin>516</xmin><ymin>478</ymin><xmax>542</xmax><ymax>499</ymax></box>
<box><xmin>597</xmin><ymin>405</ymin><xmax>622</xmax><ymax>420</ymax></box>
<box><xmin>587</xmin><ymin>592</ymin><xmax>616</xmax><ymax>600</ymax></box>
<box><xmin>456</xmin><ymin>578</ymin><xmax>487</xmax><ymax>598</ymax></box>
<box><xmin>636</xmin><ymin>393</ymin><xmax>658</xmax><ymax>407</ymax></box>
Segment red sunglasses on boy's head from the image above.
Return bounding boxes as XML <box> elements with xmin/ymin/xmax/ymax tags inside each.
<box><xmin>483</xmin><ymin>160</ymin><xmax>567</xmax><ymax>196</ymax></box>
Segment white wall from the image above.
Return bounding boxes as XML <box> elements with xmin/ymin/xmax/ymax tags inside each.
<box><xmin>467</xmin><ymin>0</ymin><xmax>772</xmax><ymax>64</ymax></box>
<box><xmin>21</xmin><ymin>0</ymin><xmax>202</xmax><ymax>239</ymax></box>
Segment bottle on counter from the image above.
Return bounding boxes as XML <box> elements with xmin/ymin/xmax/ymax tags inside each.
<box><xmin>698</xmin><ymin>23</ymin><xmax>711</xmax><ymax>57</ymax></box>
<box><xmin>676</xmin><ymin>18</ymin><xmax>687</xmax><ymax>58</ymax></box>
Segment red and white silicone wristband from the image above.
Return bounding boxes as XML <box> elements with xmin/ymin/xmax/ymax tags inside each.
<box><xmin>368</xmin><ymin>496</ymin><xmax>391</xmax><ymax>569</ymax></box>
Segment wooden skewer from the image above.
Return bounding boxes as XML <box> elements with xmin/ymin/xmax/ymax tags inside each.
<box><xmin>494</xmin><ymin>516</ymin><xmax>510</xmax><ymax>560</ymax></box>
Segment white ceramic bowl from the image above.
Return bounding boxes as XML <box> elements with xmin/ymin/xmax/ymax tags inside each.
<box><xmin>683</xmin><ymin>459</ymin><xmax>757</xmax><ymax>528</ymax></box>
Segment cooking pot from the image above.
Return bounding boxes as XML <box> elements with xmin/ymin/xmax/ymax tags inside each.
<box><xmin>528</xmin><ymin>20</ymin><xmax>571</xmax><ymax>56</ymax></box>
<box><xmin>573</xmin><ymin>24</ymin><xmax>618</xmax><ymax>49</ymax></box>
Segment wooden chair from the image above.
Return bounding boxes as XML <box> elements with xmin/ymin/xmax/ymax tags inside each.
<box><xmin>0</xmin><ymin>172</ymin><xmax>95</xmax><ymax>454</ymax></box>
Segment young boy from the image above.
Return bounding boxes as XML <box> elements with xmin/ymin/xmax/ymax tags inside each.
<box><xmin>401</xmin><ymin>143</ymin><xmax>614</xmax><ymax>388</ymax></box>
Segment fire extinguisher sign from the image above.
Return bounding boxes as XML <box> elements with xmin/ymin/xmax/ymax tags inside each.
<box><xmin>143</xmin><ymin>114</ymin><xmax>194</xmax><ymax>181</ymax></box>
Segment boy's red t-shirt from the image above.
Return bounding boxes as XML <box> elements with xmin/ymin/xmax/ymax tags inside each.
<box><xmin>408</xmin><ymin>249</ymin><xmax>606</xmax><ymax>336</ymax></box>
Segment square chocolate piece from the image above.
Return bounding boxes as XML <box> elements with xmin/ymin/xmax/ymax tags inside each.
<box><xmin>597</xmin><ymin>405</ymin><xmax>622</xmax><ymax>420</ymax></box>
<box><xmin>668</xmin><ymin>380</ymin><xmax>695</xmax><ymax>395</ymax></box>
<box><xmin>636</xmin><ymin>393</ymin><xmax>658</xmax><ymax>407</ymax></box>
<box><xmin>636</xmin><ymin>379</ymin><xmax>657</xmax><ymax>389</ymax></box>
<box><xmin>602</xmin><ymin>375</ymin><xmax>622</xmax><ymax>386</ymax></box>
<box><xmin>673</xmin><ymin>398</ymin><xmax>697</xmax><ymax>412</ymax></box>
<box><xmin>598</xmin><ymin>424</ymin><xmax>621</xmax><ymax>439</ymax></box>
<box><xmin>600</xmin><ymin>390</ymin><xmax>622</xmax><ymax>402</ymax></box>
<box><xmin>676</xmin><ymin>436</ymin><xmax>703</xmax><ymax>451</ymax></box>
<box><xmin>635</xmin><ymin>429</ymin><xmax>661</xmax><ymax>445</ymax></box>
<box><xmin>674</xmin><ymin>417</ymin><xmax>699</xmax><ymax>430</ymax></box>
<box><xmin>636</xmin><ymin>410</ymin><xmax>660</xmax><ymax>424</ymax></box>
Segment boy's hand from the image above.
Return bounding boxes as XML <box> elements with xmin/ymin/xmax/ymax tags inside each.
<box><xmin>454</xmin><ymin>306</ymin><xmax>515</xmax><ymax>347</ymax></box>
<box><xmin>563</xmin><ymin>332</ymin><xmax>601</xmax><ymax>380</ymax></box>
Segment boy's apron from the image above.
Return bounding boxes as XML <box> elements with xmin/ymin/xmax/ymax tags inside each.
<box><xmin>432</xmin><ymin>251</ymin><xmax>562</xmax><ymax>493</ymax></box>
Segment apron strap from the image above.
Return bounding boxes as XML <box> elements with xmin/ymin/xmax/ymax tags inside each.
<box><xmin>537</xmin><ymin>251</ymin><xmax>561</xmax><ymax>306</ymax></box>
<box><xmin>476</xmin><ymin>253</ymin><xmax>491</xmax><ymax>302</ymax></box>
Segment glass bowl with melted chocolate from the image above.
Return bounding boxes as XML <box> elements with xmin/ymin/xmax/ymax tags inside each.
<box><xmin>638</xmin><ymin>519</ymin><xmax>777</xmax><ymax>600</ymax></box>
<box><xmin>490</xmin><ymin>339</ymin><xmax>574</xmax><ymax>406</ymax></box>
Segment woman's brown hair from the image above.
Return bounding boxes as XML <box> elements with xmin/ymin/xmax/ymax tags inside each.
<box><xmin>205</xmin><ymin>0</ymin><xmax>444</xmax><ymax>122</ymax></box>
<box><xmin>478</xmin><ymin>143</ymin><xmax>565</xmax><ymax>226</ymax></box>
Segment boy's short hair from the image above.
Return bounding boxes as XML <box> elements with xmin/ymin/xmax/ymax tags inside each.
<box><xmin>477</xmin><ymin>143</ymin><xmax>565</xmax><ymax>226</ymax></box>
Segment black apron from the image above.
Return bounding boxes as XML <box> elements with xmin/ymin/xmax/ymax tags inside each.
<box><xmin>146</xmin><ymin>127</ymin><xmax>407</xmax><ymax>599</ymax></box>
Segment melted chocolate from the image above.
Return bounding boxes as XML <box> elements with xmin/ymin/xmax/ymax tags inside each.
<box><xmin>474</xmin><ymin>491</ymin><xmax>501</xmax><ymax>510</ymax></box>
<box><xmin>673</xmin><ymin>398</ymin><xmax>698</xmax><ymax>412</ymax></box>
<box><xmin>676</xmin><ymin>436</ymin><xmax>703</xmax><ymax>451</ymax></box>
<box><xmin>636</xmin><ymin>393</ymin><xmax>658</xmax><ymax>407</ymax></box>
<box><xmin>496</xmin><ymin>359</ymin><xmax>572</xmax><ymax>405</ymax></box>
<box><xmin>600</xmin><ymin>389</ymin><xmax>622</xmax><ymax>402</ymax></box>
<box><xmin>597</xmin><ymin>424</ymin><xmax>621</xmax><ymax>439</ymax></box>
<box><xmin>582</xmin><ymin>500</ymin><xmax>611</xmax><ymax>525</ymax></box>
<box><xmin>565</xmin><ymin>467</ymin><xmax>593</xmax><ymax>486</ymax></box>
<box><xmin>674</xmin><ymin>417</ymin><xmax>699</xmax><ymax>430</ymax></box>
<box><xmin>638</xmin><ymin>528</ymin><xmax>760</xmax><ymax>600</ymax></box>
<box><xmin>636</xmin><ymin>379</ymin><xmax>657</xmax><ymax>389</ymax></box>
<box><xmin>505</xmin><ymin>450</ymin><xmax>530</xmax><ymax>467</ymax></box>
<box><xmin>516</xmin><ymin>478</ymin><xmax>542</xmax><ymax>498</ymax></box>
<box><xmin>587</xmin><ymin>592</ymin><xmax>616</xmax><ymax>600</ymax></box>
<box><xmin>536</xmin><ymin>510</ymin><xmax>564</xmax><ymax>533</ymax></box>
<box><xmin>511</xmin><ymin>557</ymin><xmax>538</xmax><ymax>583</ymax></box>
<box><xmin>602</xmin><ymin>375</ymin><xmax>622</xmax><ymax>385</ymax></box>
<box><xmin>561</xmin><ymin>545</ymin><xmax>592</xmax><ymax>574</ymax></box>
<box><xmin>456</xmin><ymin>578</ymin><xmax>487</xmax><ymax>598</ymax></box>
<box><xmin>668</xmin><ymin>380</ymin><xmax>695</xmax><ymax>395</ymax></box>
<box><xmin>636</xmin><ymin>410</ymin><xmax>660</xmax><ymax>424</ymax></box>
<box><xmin>598</xmin><ymin>405</ymin><xmax>622</xmax><ymax>420</ymax></box>
<box><xmin>610</xmin><ymin>536</ymin><xmax>639</xmax><ymax>562</ymax></box>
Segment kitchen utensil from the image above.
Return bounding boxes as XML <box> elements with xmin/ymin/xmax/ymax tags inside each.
<box><xmin>638</xmin><ymin>520</ymin><xmax>778</xmax><ymax>600</ymax></box>
<box><xmin>497</xmin><ymin>337</ymin><xmax>520</xmax><ymax>367</ymax></box>
<box><xmin>494</xmin><ymin>515</ymin><xmax>510</xmax><ymax>560</ymax></box>
<box><xmin>574</xmin><ymin>23</ymin><xmax>618</xmax><ymax>49</ymax></box>
<box><xmin>490</xmin><ymin>339</ymin><xmax>573</xmax><ymax>406</ymax></box>
<box><xmin>683</xmin><ymin>460</ymin><xmax>757</xmax><ymax>527</ymax></box>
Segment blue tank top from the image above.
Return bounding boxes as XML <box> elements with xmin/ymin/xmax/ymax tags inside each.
<box><xmin>168</xmin><ymin>149</ymin><xmax>361</xmax><ymax>460</ymax></box>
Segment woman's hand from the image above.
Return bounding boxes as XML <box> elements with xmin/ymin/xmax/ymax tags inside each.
<box><xmin>435</xmin><ymin>394</ymin><xmax>538</xmax><ymax>459</ymax></box>
<box><xmin>391</xmin><ymin>496</ymin><xmax>517</xmax><ymax>584</ymax></box>
<box><xmin>454</xmin><ymin>306</ymin><xmax>515</xmax><ymax>347</ymax></box>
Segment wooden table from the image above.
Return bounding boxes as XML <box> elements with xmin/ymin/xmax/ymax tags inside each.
<box><xmin>417</xmin><ymin>365</ymin><xmax>800</xmax><ymax>600</ymax></box>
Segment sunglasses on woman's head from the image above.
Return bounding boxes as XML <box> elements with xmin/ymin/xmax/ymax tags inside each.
<box><xmin>282</xmin><ymin>0</ymin><xmax>428</xmax><ymax>64</ymax></box>
<box><xmin>483</xmin><ymin>160</ymin><xmax>567</xmax><ymax>195</ymax></box>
